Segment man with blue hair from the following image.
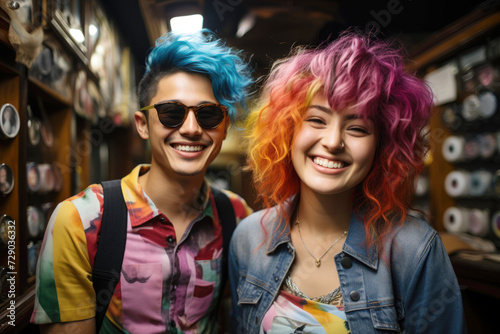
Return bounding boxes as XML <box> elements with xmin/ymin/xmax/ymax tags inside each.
<box><xmin>31</xmin><ymin>30</ymin><xmax>253</xmax><ymax>333</ymax></box>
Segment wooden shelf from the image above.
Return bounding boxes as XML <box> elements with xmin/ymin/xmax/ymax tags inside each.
<box><xmin>28</xmin><ymin>77</ymin><xmax>72</xmax><ymax>108</ymax></box>
<box><xmin>0</xmin><ymin>1</ymin><xmax>143</xmax><ymax>331</ymax></box>
<box><xmin>410</xmin><ymin>8</ymin><xmax>500</xmax><ymax>72</ymax></box>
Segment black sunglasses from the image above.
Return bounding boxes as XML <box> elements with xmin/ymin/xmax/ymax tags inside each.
<box><xmin>140</xmin><ymin>101</ymin><xmax>228</xmax><ymax>129</ymax></box>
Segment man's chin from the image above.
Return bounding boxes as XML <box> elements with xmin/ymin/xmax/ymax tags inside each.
<box><xmin>173</xmin><ymin>169</ymin><xmax>204</xmax><ymax>177</ymax></box>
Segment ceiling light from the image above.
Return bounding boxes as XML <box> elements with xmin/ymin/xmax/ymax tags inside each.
<box><xmin>236</xmin><ymin>12</ymin><xmax>256</xmax><ymax>38</ymax></box>
<box><xmin>170</xmin><ymin>14</ymin><xmax>203</xmax><ymax>34</ymax></box>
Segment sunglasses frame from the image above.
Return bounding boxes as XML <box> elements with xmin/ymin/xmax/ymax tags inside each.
<box><xmin>140</xmin><ymin>101</ymin><xmax>228</xmax><ymax>129</ymax></box>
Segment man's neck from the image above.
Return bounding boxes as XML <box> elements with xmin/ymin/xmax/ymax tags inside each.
<box><xmin>138</xmin><ymin>165</ymin><xmax>206</xmax><ymax>224</ymax></box>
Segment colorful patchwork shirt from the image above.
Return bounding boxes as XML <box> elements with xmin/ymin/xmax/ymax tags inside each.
<box><xmin>31</xmin><ymin>164</ymin><xmax>252</xmax><ymax>333</ymax></box>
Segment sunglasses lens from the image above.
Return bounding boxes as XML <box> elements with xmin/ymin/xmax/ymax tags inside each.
<box><xmin>197</xmin><ymin>105</ymin><xmax>225</xmax><ymax>128</ymax></box>
<box><xmin>154</xmin><ymin>103</ymin><xmax>225</xmax><ymax>128</ymax></box>
<box><xmin>156</xmin><ymin>103</ymin><xmax>186</xmax><ymax>127</ymax></box>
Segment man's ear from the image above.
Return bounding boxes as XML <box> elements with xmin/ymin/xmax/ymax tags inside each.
<box><xmin>135</xmin><ymin>111</ymin><xmax>149</xmax><ymax>139</ymax></box>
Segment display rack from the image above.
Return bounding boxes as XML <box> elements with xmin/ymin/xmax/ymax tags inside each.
<box><xmin>410</xmin><ymin>6</ymin><xmax>500</xmax><ymax>333</ymax></box>
<box><xmin>0</xmin><ymin>1</ymin><xmax>141</xmax><ymax>332</ymax></box>
<box><xmin>411</xmin><ymin>7</ymin><xmax>500</xmax><ymax>247</ymax></box>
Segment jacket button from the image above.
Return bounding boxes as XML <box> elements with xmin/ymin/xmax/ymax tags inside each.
<box><xmin>254</xmin><ymin>316</ymin><xmax>259</xmax><ymax>325</ymax></box>
<box><xmin>350</xmin><ymin>291</ymin><xmax>360</xmax><ymax>301</ymax></box>
<box><xmin>341</xmin><ymin>257</ymin><xmax>352</xmax><ymax>269</ymax></box>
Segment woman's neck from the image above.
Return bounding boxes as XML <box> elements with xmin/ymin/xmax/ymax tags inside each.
<box><xmin>295</xmin><ymin>186</ymin><xmax>354</xmax><ymax>236</ymax></box>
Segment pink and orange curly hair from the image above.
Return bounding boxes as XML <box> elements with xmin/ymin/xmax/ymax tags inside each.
<box><xmin>246</xmin><ymin>32</ymin><xmax>434</xmax><ymax>251</ymax></box>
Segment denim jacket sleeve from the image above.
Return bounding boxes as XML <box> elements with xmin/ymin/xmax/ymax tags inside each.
<box><xmin>228</xmin><ymin>208</ymin><xmax>289</xmax><ymax>334</ymax></box>
<box><xmin>229</xmin><ymin>232</ymin><xmax>242</xmax><ymax>333</ymax></box>
<box><xmin>396</xmin><ymin>231</ymin><xmax>467</xmax><ymax>334</ymax></box>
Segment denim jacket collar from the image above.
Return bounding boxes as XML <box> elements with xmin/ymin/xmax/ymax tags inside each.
<box><xmin>342</xmin><ymin>213</ymin><xmax>379</xmax><ymax>270</ymax></box>
<box><xmin>264</xmin><ymin>208</ymin><xmax>291</xmax><ymax>255</ymax></box>
<box><xmin>264</xmin><ymin>200</ymin><xmax>379</xmax><ymax>270</ymax></box>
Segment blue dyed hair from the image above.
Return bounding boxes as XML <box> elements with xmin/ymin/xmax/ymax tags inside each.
<box><xmin>138</xmin><ymin>30</ymin><xmax>253</xmax><ymax>121</ymax></box>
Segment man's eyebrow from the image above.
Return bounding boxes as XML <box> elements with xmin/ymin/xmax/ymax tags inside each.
<box><xmin>157</xmin><ymin>99</ymin><xmax>217</xmax><ymax>105</ymax></box>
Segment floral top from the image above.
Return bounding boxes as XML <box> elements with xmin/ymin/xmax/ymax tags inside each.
<box><xmin>261</xmin><ymin>290</ymin><xmax>351</xmax><ymax>333</ymax></box>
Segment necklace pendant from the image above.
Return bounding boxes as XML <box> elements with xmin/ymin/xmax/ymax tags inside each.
<box><xmin>315</xmin><ymin>259</ymin><xmax>321</xmax><ymax>267</ymax></box>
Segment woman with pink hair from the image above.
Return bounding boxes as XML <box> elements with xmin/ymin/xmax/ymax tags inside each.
<box><xmin>229</xmin><ymin>32</ymin><xmax>466</xmax><ymax>333</ymax></box>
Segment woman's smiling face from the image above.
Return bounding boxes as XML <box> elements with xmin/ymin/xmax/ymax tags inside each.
<box><xmin>291</xmin><ymin>93</ymin><xmax>378</xmax><ymax>197</ymax></box>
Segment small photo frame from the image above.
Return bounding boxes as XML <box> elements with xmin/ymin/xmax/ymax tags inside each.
<box><xmin>27</xmin><ymin>206</ymin><xmax>42</xmax><ymax>239</ymax></box>
<box><xmin>27</xmin><ymin>162</ymin><xmax>40</xmax><ymax>193</ymax></box>
<box><xmin>38</xmin><ymin>163</ymin><xmax>55</xmax><ymax>193</ymax></box>
<box><xmin>0</xmin><ymin>104</ymin><xmax>20</xmax><ymax>139</ymax></box>
<box><xmin>0</xmin><ymin>163</ymin><xmax>14</xmax><ymax>196</ymax></box>
<box><xmin>28</xmin><ymin>115</ymin><xmax>42</xmax><ymax>146</ymax></box>
<box><xmin>0</xmin><ymin>214</ymin><xmax>14</xmax><ymax>247</ymax></box>
<box><xmin>27</xmin><ymin>241</ymin><xmax>37</xmax><ymax>276</ymax></box>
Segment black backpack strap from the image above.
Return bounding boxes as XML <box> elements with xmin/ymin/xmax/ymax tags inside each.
<box><xmin>210</xmin><ymin>187</ymin><xmax>236</xmax><ymax>298</ymax></box>
<box><xmin>93</xmin><ymin>179</ymin><xmax>128</xmax><ymax>332</ymax></box>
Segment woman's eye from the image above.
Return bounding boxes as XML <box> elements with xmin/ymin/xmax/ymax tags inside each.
<box><xmin>350</xmin><ymin>127</ymin><xmax>369</xmax><ymax>134</ymax></box>
<box><xmin>306</xmin><ymin>118</ymin><xmax>325</xmax><ymax>125</ymax></box>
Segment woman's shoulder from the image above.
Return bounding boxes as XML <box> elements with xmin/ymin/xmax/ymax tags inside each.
<box><xmin>395</xmin><ymin>214</ymin><xmax>436</xmax><ymax>238</ymax></box>
<box><xmin>235</xmin><ymin>206</ymin><xmax>280</xmax><ymax>232</ymax></box>
<box><xmin>388</xmin><ymin>213</ymin><xmax>442</xmax><ymax>259</ymax></box>
<box><xmin>232</xmin><ymin>206</ymin><xmax>282</xmax><ymax>248</ymax></box>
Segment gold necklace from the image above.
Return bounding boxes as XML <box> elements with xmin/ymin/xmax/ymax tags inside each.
<box><xmin>295</xmin><ymin>215</ymin><xmax>347</xmax><ymax>268</ymax></box>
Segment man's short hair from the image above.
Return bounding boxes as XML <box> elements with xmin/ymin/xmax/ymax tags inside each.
<box><xmin>138</xmin><ymin>30</ymin><xmax>253</xmax><ymax>121</ymax></box>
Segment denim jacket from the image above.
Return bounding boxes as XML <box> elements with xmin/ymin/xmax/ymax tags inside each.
<box><xmin>229</xmin><ymin>205</ymin><xmax>467</xmax><ymax>334</ymax></box>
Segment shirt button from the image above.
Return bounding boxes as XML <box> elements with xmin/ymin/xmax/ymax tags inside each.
<box><xmin>172</xmin><ymin>284</ymin><xmax>177</xmax><ymax>291</ymax></box>
<box><xmin>341</xmin><ymin>257</ymin><xmax>352</xmax><ymax>269</ymax></box>
<box><xmin>170</xmin><ymin>320</ymin><xmax>176</xmax><ymax>327</ymax></box>
<box><xmin>159</xmin><ymin>216</ymin><xmax>165</xmax><ymax>222</ymax></box>
<box><xmin>350</xmin><ymin>291</ymin><xmax>360</xmax><ymax>301</ymax></box>
<box><xmin>167</xmin><ymin>236</ymin><xmax>174</xmax><ymax>243</ymax></box>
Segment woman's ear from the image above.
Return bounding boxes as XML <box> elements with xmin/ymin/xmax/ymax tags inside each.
<box><xmin>134</xmin><ymin>111</ymin><xmax>149</xmax><ymax>139</ymax></box>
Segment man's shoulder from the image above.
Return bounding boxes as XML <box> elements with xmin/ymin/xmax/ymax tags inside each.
<box><xmin>66</xmin><ymin>183</ymin><xmax>104</xmax><ymax>209</ymax></box>
<box><xmin>55</xmin><ymin>183</ymin><xmax>105</xmax><ymax>233</ymax></box>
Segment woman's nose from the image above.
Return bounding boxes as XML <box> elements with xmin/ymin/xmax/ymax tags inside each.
<box><xmin>321</xmin><ymin>127</ymin><xmax>344</xmax><ymax>151</ymax></box>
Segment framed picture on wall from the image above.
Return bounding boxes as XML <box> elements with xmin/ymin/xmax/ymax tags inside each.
<box><xmin>47</xmin><ymin>0</ymin><xmax>88</xmax><ymax>65</ymax></box>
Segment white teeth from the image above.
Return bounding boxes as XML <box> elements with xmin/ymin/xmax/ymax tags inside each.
<box><xmin>174</xmin><ymin>145</ymin><xmax>204</xmax><ymax>152</ymax></box>
<box><xmin>313</xmin><ymin>157</ymin><xmax>344</xmax><ymax>169</ymax></box>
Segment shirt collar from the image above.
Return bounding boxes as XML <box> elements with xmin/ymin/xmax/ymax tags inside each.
<box><xmin>265</xmin><ymin>199</ymin><xmax>379</xmax><ymax>270</ymax></box>
<box><xmin>122</xmin><ymin>164</ymin><xmax>211</xmax><ymax>227</ymax></box>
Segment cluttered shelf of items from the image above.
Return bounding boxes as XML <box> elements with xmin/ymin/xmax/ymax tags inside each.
<box><xmin>409</xmin><ymin>6</ymin><xmax>500</xmax><ymax>308</ymax></box>
<box><xmin>0</xmin><ymin>0</ymin><xmax>142</xmax><ymax>331</ymax></box>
